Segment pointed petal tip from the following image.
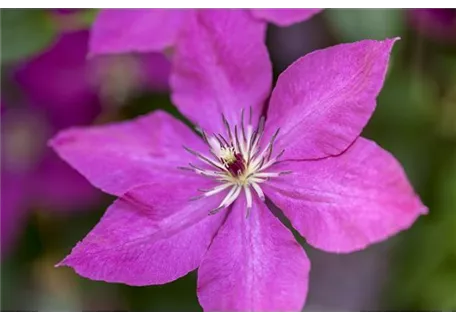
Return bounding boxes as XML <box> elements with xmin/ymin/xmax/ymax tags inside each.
<box><xmin>47</xmin><ymin>129</ymin><xmax>75</xmax><ymax>150</ymax></box>
<box><xmin>47</xmin><ymin>135</ymin><xmax>62</xmax><ymax>153</ymax></box>
<box><xmin>386</xmin><ymin>36</ymin><xmax>401</xmax><ymax>42</ymax></box>
<box><xmin>351</xmin><ymin>37</ymin><xmax>400</xmax><ymax>49</ymax></box>
<box><xmin>47</xmin><ymin>137</ymin><xmax>57</xmax><ymax>149</ymax></box>
<box><xmin>386</xmin><ymin>36</ymin><xmax>401</xmax><ymax>47</ymax></box>
<box><xmin>412</xmin><ymin>193</ymin><xmax>428</xmax><ymax>215</ymax></box>
<box><xmin>54</xmin><ymin>258</ymin><xmax>68</xmax><ymax>268</ymax></box>
<box><xmin>418</xmin><ymin>201</ymin><xmax>429</xmax><ymax>215</ymax></box>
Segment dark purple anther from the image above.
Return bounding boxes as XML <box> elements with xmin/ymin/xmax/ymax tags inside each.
<box><xmin>225</xmin><ymin>153</ymin><xmax>245</xmax><ymax>176</ymax></box>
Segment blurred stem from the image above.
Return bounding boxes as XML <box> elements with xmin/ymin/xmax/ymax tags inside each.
<box><xmin>31</xmin><ymin>212</ymin><xmax>83</xmax><ymax>310</ymax></box>
<box><xmin>34</xmin><ymin>211</ymin><xmax>60</xmax><ymax>252</ymax></box>
<box><xmin>436</xmin><ymin>80</ymin><xmax>456</xmax><ymax>139</ymax></box>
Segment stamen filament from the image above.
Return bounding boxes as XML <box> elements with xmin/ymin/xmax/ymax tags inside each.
<box><xmin>204</xmin><ymin>182</ymin><xmax>233</xmax><ymax>197</ymax></box>
<box><xmin>244</xmin><ymin>186</ymin><xmax>253</xmax><ymax>212</ymax></box>
<box><xmin>251</xmin><ymin>182</ymin><xmax>265</xmax><ymax>201</ymax></box>
<box><xmin>210</xmin><ymin>185</ymin><xmax>241</xmax><ymax>214</ymax></box>
<box><xmin>185</xmin><ymin>110</ymin><xmax>290</xmax><ymax>216</ymax></box>
<box><xmin>241</xmin><ymin>108</ymin><xmax>247</xmax><ymax>143</ymax></box>
<box><xmin>234</xmin><ymin>125</ymin><xmax>242</xmax><ymax>154</ymax></box>
<box><xmin>183</xmin><ymin>146</ymin><xmax>227</xmax><ymax>171</ymax></box>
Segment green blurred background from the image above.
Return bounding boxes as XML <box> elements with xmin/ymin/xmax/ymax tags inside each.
<box><xmin>1</xmin><ymin>8</ymin><xmax>455</xmax><ymax>311</ymax></box>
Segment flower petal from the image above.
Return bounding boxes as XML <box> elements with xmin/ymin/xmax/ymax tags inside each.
<box><xmin>171</xmin><ymin>9</ymin><xmax>272</xmax><ymax>134</ymax></box>
<box><xmin>250</xmin><ymin>9</ymin><xmax>322</xmax><ymax>27</ymax></box>
<box><xmin>89</xmin><ymin>9</ymin><xmax>192</xmax><ymax>56</ymax></box>
<box><xmin>50</xmin><ymin>111</ymin><xmax>206</xmax><ymax>196</ymax></box>
<box><xmin>265</xmin><ymin>38</ymin><xmax>398</xmax><ymax>160</ymax></box>
<box><xmin>263</xmin><ymin>137</ymin><xmax>427</xmax><ymax>253</ymax></box>
<box><xmin>197</xmin><ymin>196</ymin><xmax>310</xmax><ymax>311</ymax></box>
<box><xmin>58</xmin><ymin>180</ymin><xmax>226</xmax><ymax>286</ymax></box>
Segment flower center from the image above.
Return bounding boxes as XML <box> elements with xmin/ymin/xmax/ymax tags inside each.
<box><xmin>181</xmin><ymin>108</ymin><xmax>290</xmax><ymax>216</ymax></box>
<box><xmin>220</xmin><ymin>147</ymin><xmax>245</xmax><ymax>176</ymax></box>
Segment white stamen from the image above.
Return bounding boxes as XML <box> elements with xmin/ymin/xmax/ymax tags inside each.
<box><xmin>221</xmin><ymin>186</ymin><xmax>242</xmax><ymax>207</ymax></box>
<box><xmin>251</xmin><ymin>182</ymin><xmax>265</xmax><ymax>201</ymax></box>
<box><xmin>208</xmin><ymin>136</ymin><xmax>222</xmax><ymax>156</ymax></box>
<box><xmin>204</xmin><ymin>182</ymin><xmax>233</xmax><ymax>197</ymax></box>
<box><xmin>252</xmin><ymin>172</ymin><xmax>281</xmax><ymax>178</ymax></box>
<box><xmin>183</xmin><ymin>110</ymin><xmax>288</xmax><ymax>216</ymax></box>
<box><xmin>211</xmin><ymin>185</ymin><xmax>241</xmax><ymax>213</ymax></box>
<box><xmin>250</xmin><ymin>177</ymin><xmax>268</xmax><ymax>184</ymax></box>
<box><xmin>244</xmin><ymin>186</ymin><xmax>253</xmax><ymax>210</ymax></box>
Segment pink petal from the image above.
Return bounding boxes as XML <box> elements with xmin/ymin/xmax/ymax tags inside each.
<box><xmin>89</xmin><ymin>9</ymin><xmax>192</xmax><ymax>56</ymax></box>
<box><xmin>250</xmin><ymin>9</ymin><xmax>323</xmax><ymax>27</ymax></box>
<box><xmin>197</xmin><ymin>196</ymin><xmax>310</xmax><ymax>311</ymax></box>
<box><xmin>263</xmin><ymin>138</ymin><xmax>427</xmax><ymax>253</ymax></box>
<box><xmin>50</xmin><ymin>111</ymin><xmax>206</xmax><ymax>196</ymax></box>
<box><xmin>265</xmin><ymin>38</ymin><xmax>398</xmax><ymax>161</ymax></box>
<box><xmin>58</xmin><ymin>180</ymin><xmax>227</xmax><ymax>286</ymax></box>
<box><xmin>170</xmin><ymin>9</ymin><xmax>272</xmax><ymax>134</ymax></box>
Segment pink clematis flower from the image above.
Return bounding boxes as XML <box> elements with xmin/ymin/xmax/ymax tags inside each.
<box><xmin>88</xmin><ymin>8</ymin><xmax>322</xmax><ymax>57</ymax></box>
<box><xmin>51</xmin><ymin>11</ymin><xmax>426</xmax><ymax>312</ymax></box>
<box><xmin>1</xmin><ymin>31</ymin><xmax>101</xmax><ymax>255</ymax></box>
<box><xmin>409</xmin><ymin>9</ymin><xmax>456</xmax><ymax>43</ymax></box>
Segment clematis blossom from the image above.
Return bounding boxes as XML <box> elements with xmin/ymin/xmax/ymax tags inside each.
<box><xmin>51</xmin><ymin>10</ymin><xmax>426</xmax><ymax>312</ymax></box>
<box><xmin>88</xmin><ymin>8</ymin><xmax>322</xmax><ymax>57</ymax></box>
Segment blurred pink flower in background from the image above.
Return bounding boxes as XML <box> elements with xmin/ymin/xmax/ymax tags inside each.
<box><xmin>1</xmin><ymin>31</ymin><xmax>102</xmax><ymax>255</ymax></box>
<box><xmin>1</xmin><ymin>26</ymin><xmax>172</xmax><ymax>256</ymax></box>
<box><xmin>88</xmin><ymin>8</ymin><xmax>322</xmax><ymax>57</ymax></box>
<box><xmin>86</xmin><ymin>7</ymin><xmax>322</xmax><ymax>107</ymax></box>
<box><xmin>51</xmin><ymin>10</ymin><xmax>426</xmax><ymax>312</ymax></box>
<box><xmin>409</xmin><ymin>9</ymin><xmax>456</xmax><ymax>43</ymax></box>
<box><xmin>91</xmin><ymin>52</ymin><xmax>171</xmax><ymax>107</ymax></box>
<box><xmin>53</xmin><ymin>9</ymin><xmax>172</xmax><ymax>101</ymax></box>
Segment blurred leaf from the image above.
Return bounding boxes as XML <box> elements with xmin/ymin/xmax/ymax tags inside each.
<box><xmin>363</xmin><ymin>67</ymin><xmax>437</xmax><ymax>188</ymax></box>
<box><xmin>435</xmin><ymin>52</ymin><xmax>456</xmax><ymax>83</ymax></box>
<box><xmin>123</xmin><ymin>272</ymin><xmax>201</xmax><ymax>311</ymax></box>
<box><xmin>121</xmin><ymin>92</ymin><xmax>196</xmax><ymax>131</ymax></box>
<box><xmin>77</xmin><ymin>9</ymin><xmax>99</xmax><ymax>28</ymax></box>
<box><xmin>387</xmin><ymin>150</ymin><xmax>456</xmax><ymax>311</ymax></box>
<box><xmin>12</xmin><ymin>213</ymin><xmax>46</xmax><ymax>263</ymax></box>
<box><xmin>436</xmin><ymin>151</ymin><xmax>456</xmax><ymax>213</ymax></box>
<box><xmin>1</xmin><ymin>9</ymin><xmax>57</xmax><ymax>64</ymax></box>
<box><xmin>1</xmin><ymin>261</ymin><xmax>20</xmax><ymax>310</ymax></box>
<box><xmin>325</xmin><ymin>9</ymin><xmax>405</xmax><ymax>42</ymax></box>
<box><xmin>35</xmin><ymin>293</ymin><xmax>82</xmax><ymax>311</ymax></box>
<box><xmin>426</xmin><ymin>273</ymin><xmax>456</xmax><ymax>311</ymax></box>
<box><xmin>374</xmin><ymin>69</ymin><xmax>438</xmax><ymax>128</ymax></box>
